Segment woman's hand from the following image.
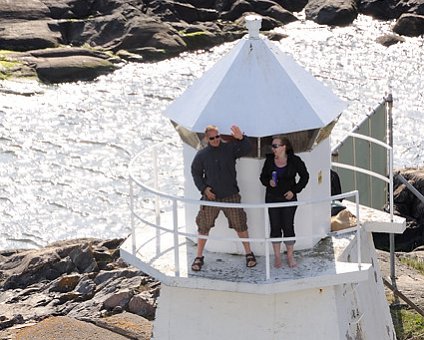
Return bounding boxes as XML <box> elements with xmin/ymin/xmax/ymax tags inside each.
<box><xmin>284</xmin><ymin>191</ymin><xmax>294</xmax><ymax>200</ymax></box>
<box><xmin>269</xmin><ymin>179</ymin><xmax>276</xmax><ymax>187</ymax></box>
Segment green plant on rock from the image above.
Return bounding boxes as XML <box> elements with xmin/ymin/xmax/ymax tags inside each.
<box><xmin>0</xmin><ymin>57</ymin><xmax>21</xmax><ymax>80</ymax></box>
<box><xmin>178</xmin><ymin>30</ymin><xmax>208</xmax><ymax>38</ymax></box>
<box><xmin>399</xmin><ymin>257</ymin><xmax>424</xmax><ymax>275</ymax></box>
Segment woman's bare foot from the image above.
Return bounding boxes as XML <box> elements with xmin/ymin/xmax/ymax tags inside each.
<box><xmin>287</xmin><ymin>256</ymin><xmax>297</xmax><ymax>268</ymax></box>
<box><xmin>274</xmin><ymin>257</ymin><xmax>283</xmax><ymax>268</ymax></box>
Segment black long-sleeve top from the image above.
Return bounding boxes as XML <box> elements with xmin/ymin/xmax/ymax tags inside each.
<box><xmin>191</xmin><ymin>137</ymin><xmax>251</xmax><ymax>199</ymax></box>
<box><xmin>260</xmin><ymin>153</ymin><xmax>309</xmax><ymax>202</ymax></box>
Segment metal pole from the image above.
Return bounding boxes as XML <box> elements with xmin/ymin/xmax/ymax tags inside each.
<box><xmin>355</xmin><ymin>191</ymin><xmax>361</xmax><ymax>269</ymax></box>
<box><xmin>353</xmin><ymin>136</ymin><xmax>357</xmax><ymax>191</ymax></box>
<box><xmin>173</xmin><ymin>198</ymin><xmax>180</xmax><ymax>277</ymax></box>
<box><xmin>386</xmin><ymin>93</ymin><xmax>396</xmax><ymax>285</ymax></box>
<box><xmin>130</xmin><ymin>178</ymin><xmax>136</xmax><ymax>255</ymax></box>
<box><xmin>153</xmin><ymin>147</ymin><xmax>161</xmax><ymax>255</ymax></box>
<box><xmin>264</xmin><ymin>207</ymin><xmax>270</xmax><ymax>280</ymax></box>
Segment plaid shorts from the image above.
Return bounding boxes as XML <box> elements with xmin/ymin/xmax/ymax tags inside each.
<box><xmin>196</xmin><ymin>193</ymin><xmax>248</xmax><ymax>234</ymax></box>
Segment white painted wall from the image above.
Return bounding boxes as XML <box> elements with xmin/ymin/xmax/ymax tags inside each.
<box><xmin>183</xmin><ymin>139</ymin><xmax>331</xmax><ymax>255</ymax></box>
<box><xmin>333</xmin><ymin>230</ymin><xmax>396</xmax><ymax>339</ymax></box>
<box><xmin>153</xmin><ymin>285</ymin><xmax>340</xmax><ymax>340</ymax></box>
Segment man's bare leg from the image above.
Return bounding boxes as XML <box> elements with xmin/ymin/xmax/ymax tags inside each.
<box><xmin>191</xmin><ymin>232</ymin><xmax>208</xmax><ymax>271</ymax></box>
<box><xmin>237</xmin><ymin>230</ymin><xmax>256</xmax><ymax>267</ymax></box>
<box><xmin>196</xmin><ymin>232</ymin><xmax>208</xmax><ymax>257</ymax></box>
<box><xmin>237</xmin><ymin>230</ymin><xmax>252</xmax><ymax>254</ymax></box>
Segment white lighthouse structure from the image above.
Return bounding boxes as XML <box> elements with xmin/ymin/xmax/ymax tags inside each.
<box><xmin>165</xmin><ymin>15</ymin><xmax>347</xmax><ymax>253</ymax></box>
<box><xmin>120</xmin><ymin>15</ymin><xmax>406</xmax><ymax>339</ymax></box>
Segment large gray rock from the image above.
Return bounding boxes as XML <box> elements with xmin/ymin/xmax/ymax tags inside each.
<box><xmin>35</xmin><ymin>55</ymin><xmax>117</xmax><ymax>83</ymax></box>
<box><xmin>0</xmin><ymin>248</ymin><xmax>63</xmax><ymax>289</ymax></box>
<box><xmin>169</xmin><ymin>2</ymin><xmax>219</xmax><ymax>23</ymax></box>
<box><xmin>221</xmin><ymin>0</ymin><xmax>298</xmax><ymax>25</ymax></box>
<box><xmin>0</xmin><ymin>0</ymin><xmax>50</xmax><ymax>20</ymax></box>
<box><xmin>273</xmin><ymin>0</ymin><xmax>308</xmax><ymax>13</ymax></box>
<box><xmin>261</xmin><ymin>4</ymin><xmax>298</xmax><ymax>24</ymax></box>
<box><xmin>59</xmin><ymin>12</ymin><xmax>187</xmax><ymax>57</ymax></box>
<box><xmin>393</xmin><ymin>13</ymin><xmax>424</xmax><ymax>37</ymax></box>
<box><xmin>128</xmin><ymin>293</ymin><xmax>157</xmax><ymax>320</ymax></box>
<box><xmin>0</xmin><ymin>20</ymin><xmax>61</xmax><ymax>51</ymax></box>
<box><xmin>41</xmin><ymin>0</ymin><xmax>96</xmax><ymax>18</ymax></box>
<box><xmin>393</xmin><ymin>168</ymin><xmax>424</xmax><ymax>223</ymax></box>
<box><xmin>373</xmin><ymin>168</ymin><xmax>424</xmax><ymax>252</ymax></box>
<box><xmin>179</xmin><ymin>0</ymin><xmax>216</xmax><ymax>8</ymax></box>
<box><xmin>220</xmin><ymin>0</ymin><xmax>254</xmax><ymax>21</ymax></box>
<box><xmin>375</xmin><ymin>33</ymin><xmax>406</xmax><ymax>47</ymax></box>
<box><xmin>305</xmin><ymin>0</ymin><xmax>358</xmax><ymax>26</ymax></box>
<box><xmin>6</xmin><ymin>47</ymin><xmax>120</xmax><ymax>83</ymax></box>
<box><xmin>358</xmin><ymin>0</ymin><xmax>417</xmax><ymax>20</ymax></box>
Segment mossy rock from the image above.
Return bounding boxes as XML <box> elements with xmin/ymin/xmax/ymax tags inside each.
<box><xmin>179</xmin><ymin>30</ymin><xmax>224</xmax><ymax>51</ymax></box>
<box><xmin>35</xmin><ymin>56</ymin><xmax>118</xmax><ymax>83</ymax></box>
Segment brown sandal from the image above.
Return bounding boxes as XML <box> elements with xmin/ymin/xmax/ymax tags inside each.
<box><xmin>246</xmin><ymin>252</ymin><xmax>257</xmax><ymax>268</ymax></box>
<box><xmin>191</xmin><ymin>256</ymin><xmax>204</xmax><ymax>271</ymax></box>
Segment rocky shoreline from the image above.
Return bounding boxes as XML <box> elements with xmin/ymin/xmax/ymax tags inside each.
<box><xmin>1</xmin><ymin>0</ymin><xmax>424</xmax><ymax>83</ymax></box>
<box><xmin>0</xmin><ymin>238</ymin><xmax>158</xmax><ymax>339</ymax></box>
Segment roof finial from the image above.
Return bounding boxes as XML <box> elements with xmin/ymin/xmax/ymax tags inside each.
<box><xmin>245</xmin><ymin>15</ymin><xmax>262</xmax><ymax>39</ymax></box>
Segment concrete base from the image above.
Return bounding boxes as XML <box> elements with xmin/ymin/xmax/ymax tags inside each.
<box><xmin>154</xmin><ymin>285</ymin><xmax>341</xmax><ymax>339</ymax></box>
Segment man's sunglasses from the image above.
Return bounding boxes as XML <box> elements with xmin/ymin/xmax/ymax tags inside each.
<box><xmin>209</xmin><ymin>135</ymin><xmax>221</xmax><ymax>141</ymax></box>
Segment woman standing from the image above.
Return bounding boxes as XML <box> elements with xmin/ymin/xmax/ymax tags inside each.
<box><xmin>260</xmin><ymin>136</ymin><xmax>309</xmax><ymax>268</ymax></box>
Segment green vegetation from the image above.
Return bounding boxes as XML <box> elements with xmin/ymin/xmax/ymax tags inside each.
<box><xmin>0</xmin><ymin>56</ymin><xmax>21</xmax><ymax>80</ymax></box>
<box><xmin>384</xmin><ymin>259</ymin><xmax>424</xmax><ymax>340</ymax></box>
<box><xmin>0</xmin><ymin>53</ymin><xmax>34</xmax><ymax>80</ymax></box>
<box><xmin>391</xmin><ymin>307</ymin><xmax>424</xmax><ymax>340</ymax></box>
<box><xmin>0</xmin><ymin>59</ymin><xmax>17</xmax><ymax>69</ymax></box>
<box><xmin>178</xmin><ymin>30</ymin><xmax>208</xmax><ymax>37</ymax></box>
<box><xmin>399</xmin><ymin>257</ymin><xmax>424</xmax><ymax>275</ymax></box>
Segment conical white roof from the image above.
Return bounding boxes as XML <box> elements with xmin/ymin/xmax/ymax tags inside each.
<box><xmin>165</xmin><ymin>16</ymin><xmax>347</xmax><ymax>137</ymax></box>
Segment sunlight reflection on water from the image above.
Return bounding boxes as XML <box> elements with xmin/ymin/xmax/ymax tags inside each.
<box><xmin>0</xmin><ymin>15</ymin><xmax>423</xmax><ymax>250</ymax></box>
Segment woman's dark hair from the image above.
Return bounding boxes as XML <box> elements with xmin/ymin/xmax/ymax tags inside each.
<box><xmin>273</xmin><ymin>136</ymin><xmax>294</xmax><ymax>155</ymax></box>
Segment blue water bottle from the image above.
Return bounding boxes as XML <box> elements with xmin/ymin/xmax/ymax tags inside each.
<box><xmin>272</xmin><ymin>171</ymin><xmax>277</xmax><ymax>184</ymax></box>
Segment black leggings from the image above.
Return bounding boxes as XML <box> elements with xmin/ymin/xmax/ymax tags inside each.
<box><xmin>268</xmin><ymin>205</ymin><xmax>297</xmax><ymax>245</ymax></box>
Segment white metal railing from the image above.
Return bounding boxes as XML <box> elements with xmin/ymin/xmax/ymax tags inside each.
<box><xmin>128</xmin><ymin>142</ymin><xmax>365</xmax><ymax>281</ymax></box>
<box><xmin>332</xmin><ymin>131</ymin><xmax>395</xmax><ymax>280</ymax></box>
<box><xmin>332</xmin><ymin>132</ymin><xmax>394</xmax><ymax>225</ymax></box>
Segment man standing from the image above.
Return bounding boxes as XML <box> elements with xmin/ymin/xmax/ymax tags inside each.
<box><xmin>190</xmin><ymin>124</ymin><xmax>256</xmax><ymax>271</ymax></box>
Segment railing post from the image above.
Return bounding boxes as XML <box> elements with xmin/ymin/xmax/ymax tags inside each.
<box><xmin>130</xmin><ymin>177</ymin><xmax>136</xmax><ymax>255</ymax></box>
<box><xmin>153</xmin><ymin>146</ymin><xmax>161</xmax><ymax>255</ymax></box>
<box><xmin>172</xmin><ymin>198</ymin><xmax>180</xmax><ymax>277</ymax></box>
<box><xmin>353</xmin><ymin>136</ymin><xmax>358</xmax><ymax>192</ymax></box>
<box><xmin>355</xmin><ymin>191</ymin><xmax>362</xmax><ymax>269</ymax></box>
<box><xmin>387</xmin><ymin>93</ymin><xmax>396</xmax><ymax>285</ymax></box>
<box><xmin>264</xmin><ymin>207</ymin><xmax>270</xmax><ymax>280</ymax></box>
<box><xmin>389</xmin><ymin>149</ymin><xmax>395</xmax><ymax>283</ymax></box>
